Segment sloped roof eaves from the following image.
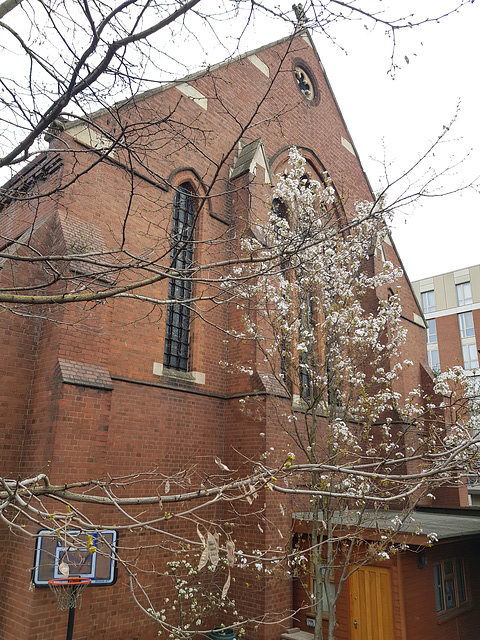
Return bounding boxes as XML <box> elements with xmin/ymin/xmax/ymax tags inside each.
<box><xmin>305</xmin><ymin>33</ymin><xmax>426</xmax><ymax>310</ymax></box>
<box><xmin>388</xmin><ymin>231</ymin><xmax>427</xmax><ymax>320</ymax></box>
<box><xmin>62</xmin><ymin>31</ymin><xmax>311</xmax><ymax>133</ymax></box>
<box><xmin>375</xmin><ymin>510</ymin><xmax>480</xmax><ymax>541</ymax></box>
<box><xmin>294</xmin><ymin>509</ymin><xmax>480</xmax><ymax>543</ymax></box>
<box><xmin>59</xmin><ymin>27</ymin><xmax>370</xmax><ymax>213</ymax></box>
<box><xmin>0</xmin><ymin>152</ymin><xmax>62</xmax><ymax>197</ymax></box>
<box><xmin>59</xmin><ymin>26</ymin><xmax>367</xmax><ymax>171</ymax></box>
<box><xmin>303</xmin><ymin>33</ymin><xmax>375</xmax><ymax>201</ymax></box>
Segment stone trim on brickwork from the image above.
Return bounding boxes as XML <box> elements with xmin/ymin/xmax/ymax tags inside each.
<box><xmin>413</xmin><ymin>313</ymin><xmax>426</xmax><ymax>328</ymax></box>
<box><xmin>57</xmin><ymin>358</ymin><xmax>114</xmax><ymax>390</ymax></box>
<box><xmin>341</xmin><ymin>136</ymin><xmax>355</xmax><ymax>156</ymax></box>
<box><xmin>152</xmin><ymin>362</ymin><xmax>205</xmax><ymax>385</ymax></box>
<box><xmin>230</xmin><ymin>138</ymin><xmax>273</xmax><ymax>184</ymax></box>
<box><xmin>254</xmin><ymin>371</ymin><xmax>288</xmax><ymax>397</ymax></box>
<box><xmin>176</xmin><ymin>83</ymin><xmax>208</xmax><ymax>110</ymax></box>
<box><xmin>247</xmin><ymin>54</ymin><xmax>270</xmax><ymax>77</ymax></box>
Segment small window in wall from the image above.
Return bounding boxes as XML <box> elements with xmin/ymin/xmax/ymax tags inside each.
<box><xmin>272</xmin><ymin>197</ymin><xmax>287</xmax><ymax>219</ymax></box>
<box><xmin>421</xmin><ymin>290</ymin><xmax>436</xmax><ymax>313</ymax></box>
<box><xmin>163</xmin><ymin>185</ymin><xmax>195</xmax><ymax>372</ymax></box>
<box><xmin>462</xmin><ymin>343</ymin><xmax>479</xmax><ymax>370</ymax></box>
<box><xmin>456</xmin><ymin>282</ymin><xmax>473</xmax><ymax>307</ymax></box>
<box><xmin>459</xmin><ymin>311</ymin><xmax>475</xmax><ymax>338</ymax></box>
<box><xmin>427</xmin><ymin>318</ymin><xmax>437</xmax><ymax>343</ymax></box>
<box><xmin>434</xmin><ymin>558</ymin><xmax>467</xmax><ymax>613</ymax></box>
<box><xmin>311</xmin><ymin>567</ymin><xmax>333</xmax><ymax>614</ymax></box>
<box><xmin>428</xmin><ymin>348</ymin><xmax>440</xmax><ymax>373</ymax></box>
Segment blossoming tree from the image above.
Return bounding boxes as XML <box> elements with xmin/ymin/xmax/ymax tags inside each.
<box><xmin>226</xmin><ymin>148</ymin><xmax>480</xmax><ymax>640</ymax></box>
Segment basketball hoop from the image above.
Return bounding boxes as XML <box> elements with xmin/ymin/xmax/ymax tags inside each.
<box><xmin>48</xmin><ymin>577</ymin><xmax>91</xmax><ymax>611</ymax></box>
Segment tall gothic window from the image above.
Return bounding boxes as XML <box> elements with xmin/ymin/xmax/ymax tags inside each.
<box><xmin>163</xmin><ymin>184</ymin><xmax>195</xmax><ymax>371</ymax></box>
<box><xmin>299</xmin><ymin>292</ymin><xmax>314</xmax><ymax>400</ymax></box>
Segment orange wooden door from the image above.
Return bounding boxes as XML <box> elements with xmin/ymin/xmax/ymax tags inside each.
<box><xmin>349</xmin><ymin>566</ymin><xmax>394</xmax><ymax>640</ymax></box>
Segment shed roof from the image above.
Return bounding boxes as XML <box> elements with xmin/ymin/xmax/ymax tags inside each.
<box><xmin>294</xmin><ymin>508</ymin><xmax>480</xmax><ymax>545</ymax></box>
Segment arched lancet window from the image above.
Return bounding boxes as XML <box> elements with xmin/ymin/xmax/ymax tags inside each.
<box><xmin>299</xmin><ymin>291</ymin><xmax>314</xmax><ymax>400</ymax></box>
<box><xmin>163</xmin><ymin>184</ymin><xmax>195</xmax><ymax>371</ymax></box>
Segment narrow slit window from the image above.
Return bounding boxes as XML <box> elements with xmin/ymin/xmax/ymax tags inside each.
<box><xmin>299</xmin><ymin>293</ymin><xmax>314</xmax><ymax>400</ymax></box>
<box><xmin>164</xmin><ymin>185</ymin><xmax>195</xmax><ymax>371</ymax></box>
<box><xmin>427</xmin><ymin>318</ymin><xmax>437</xmax><ymax>343</ymax></box>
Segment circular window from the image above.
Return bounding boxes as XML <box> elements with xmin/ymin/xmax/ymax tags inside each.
<box><xmin>294</xmin><ymin>67</ymin><xmax>314</xmax><ymax>100</ymax></box>
<box><xmin>293</xmin><ymin>59</ymin><xmax>320</xmax><ymax>106</ymax></box>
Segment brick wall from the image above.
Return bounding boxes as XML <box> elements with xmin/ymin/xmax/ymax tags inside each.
<box><xmin>0</xmin><ymin>32</ymin><xmax>443</xmax><ymax>640</ymax></box>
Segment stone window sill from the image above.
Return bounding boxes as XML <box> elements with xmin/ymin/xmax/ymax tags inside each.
<box><xmin>153</xmin><ymin>362</ymin><xmax>205</xmax><ymax>385</ymax></box>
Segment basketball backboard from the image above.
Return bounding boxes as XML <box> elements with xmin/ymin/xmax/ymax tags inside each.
<box><xmin>33</xmin><ymin>529</ymin><xmax>118</xmax><ymax>587</ymax></box>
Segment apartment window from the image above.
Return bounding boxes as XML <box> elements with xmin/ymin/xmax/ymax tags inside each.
<box><xmin>427</xmin><ymin>318</ymin><xmax>437</xmax><ymax>344</ymax></box>
<box><xmin>456</xmin><ymin>282</ymin><xmax>473</xmax><ymax>307</ymax></box>
<box><xmin>421</xmin><ymin>290</ymin><xmax>436</xmax><ymax>313</ymax></box>
<box><xmin>458</xmin><ymin>311</ymin><xmax>475</xmax><ymax>338</ymax></box>
<box><xmin>163</xmin><ymin>185</ymin><xmax>195</xmax><ymax>371</ymax></box>
<box><xmin>462</xmin><ymin>343</ymin><xmax>479</xmax><ymax>370</ymax></box>
<box><xmin>434</xmin><ymin>558</ymin><xmax>467</xmax><ymax>613</ymax></box>
<box><xmin>428</xmin><ymin>348</ymin><xmax>440</xmax><ymax>373</ymax></box>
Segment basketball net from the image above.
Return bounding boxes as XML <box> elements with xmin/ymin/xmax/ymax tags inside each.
<box><xmin>48</xmin><ymin>577</ymin><xmax>91</xmax><ymax>610</ymax></box>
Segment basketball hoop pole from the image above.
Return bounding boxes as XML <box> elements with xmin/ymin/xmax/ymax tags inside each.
<box><xmin>65</xmin><ymin>596</ymin><xmax>77</xmax><ymax>640</ymax></box>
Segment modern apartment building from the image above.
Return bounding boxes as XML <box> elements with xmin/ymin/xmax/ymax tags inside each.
<box><xmin>412</xmin><ymin>265</ymin><xmax>480</xmax><ymax>375</ymax></box>
<box><xmin>412</xmin><ymin>265</ymin><xmax>480</xmax><ymax>506</ymax></box>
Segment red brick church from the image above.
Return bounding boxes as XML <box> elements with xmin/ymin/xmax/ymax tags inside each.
<box><xmin>1</xmin><ymin>30</ymin><xmax>480</xmax><ymax>640</ymax></box>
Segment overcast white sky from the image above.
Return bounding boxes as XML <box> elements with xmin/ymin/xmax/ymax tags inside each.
<box><xmin>306</xmin><ymin>3</ymin><xmax>480</xmax><ymax>282</ymax></box>
<box><xmin>214</xmin><ymin>1</ymin><xmax>480</xmax><ymax>281</ymax></box>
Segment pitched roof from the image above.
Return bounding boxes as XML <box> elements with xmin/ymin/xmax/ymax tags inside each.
<box><xmin>294</xmin><ymin>508</ymin><xmax>480</xmax><ymax>544</ymax></box>
<box><xmin>59</xmin><ymin>29</ymin><xmax>369</xmax><ymax>189</ymax></box>
<box><xmin>230</xmin><ymin>139</ymin><xmax>272</xmax><ymax>183</ymax></box>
